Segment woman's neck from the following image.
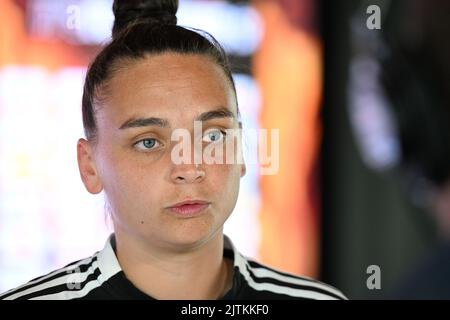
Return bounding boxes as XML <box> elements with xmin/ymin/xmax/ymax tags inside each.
<box><xmin>114</xmin><ymin>230</ymin><xmax>233</xmax><ymax>299</ymax></box>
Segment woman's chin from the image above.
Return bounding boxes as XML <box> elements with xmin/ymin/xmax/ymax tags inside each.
<box><xmin>164</xmin><ymin>222</ymin><xmax>220</xmax><ymax>251</ymax></box>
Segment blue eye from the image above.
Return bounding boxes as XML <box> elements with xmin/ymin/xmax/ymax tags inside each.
<box><xmin>203</xmin><ymin>129</ymin><xmax>226</xmax><ymax>143</ymax></box>
<box><xmin>134</xmin><ymin>138</ymin><xmax>160</xmax><ymax>151</ymax></box>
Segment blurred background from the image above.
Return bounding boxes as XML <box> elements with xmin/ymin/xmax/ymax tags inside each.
<box><xmin>0</xmin><ymin>0</ymin><xmax>449</xmax><ymax>299</ymax></box>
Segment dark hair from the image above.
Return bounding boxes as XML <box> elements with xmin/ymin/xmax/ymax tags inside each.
<box><xmin>82</xmin><ymin>0</ymin><xmax>237</xmax><ymax>141</ymax></box>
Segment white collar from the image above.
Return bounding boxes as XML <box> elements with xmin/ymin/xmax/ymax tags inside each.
<box><xmin>96</xmin><ymin>233</ymin><xmax>245</xmax><ymax>281</ymax></box>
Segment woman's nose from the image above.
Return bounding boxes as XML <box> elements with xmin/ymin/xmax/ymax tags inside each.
<box><xmin>170</xmin><ymin>163</ymin><xmax>205</xmax><ymax>184</ymax></box>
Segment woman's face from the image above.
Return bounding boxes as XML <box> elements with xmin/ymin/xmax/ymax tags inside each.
<box><xmin>78</xmin><ymin>53</ymin><xmax>245</xmax><ymax>250</ymax></box>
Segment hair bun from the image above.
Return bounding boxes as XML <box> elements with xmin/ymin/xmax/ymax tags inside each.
<box><xmin>112</xmin><ymin>0</ymin><xmax>178</xmax><ymax>38</ymax></box>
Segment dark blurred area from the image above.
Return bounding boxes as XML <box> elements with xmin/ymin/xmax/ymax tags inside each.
<box><xmin>321</xmin><ymin>0</ymin><xmax>450</xmax><ymax>299</ymax></box>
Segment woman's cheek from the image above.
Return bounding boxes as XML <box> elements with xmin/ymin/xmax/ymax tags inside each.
<box><xmin>212</xmin><ymin>164</ymin><xmax>241</xmax><ymax>197</ymax></box>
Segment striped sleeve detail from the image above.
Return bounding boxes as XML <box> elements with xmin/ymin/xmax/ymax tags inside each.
<box><xmin>0</xmin><ymin>255</ymin><xmax>101</xmax><ymax>300</ymax></box>
<box><xmin>246</xmin><ymin>260</ymin><xmax>347</xmax><ymax>300</ymax></box>
<box><xmin>236</xmin><ymin>255</ymin><xmax>347</xmax><ymax>300</ymax></box>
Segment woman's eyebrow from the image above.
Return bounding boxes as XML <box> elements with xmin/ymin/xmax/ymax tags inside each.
<box><xmin>118</xmin><ymin>107</ymin><xmax>236</xmax><ymax>130</ymax></box>
<box><xmin>195</xmin><ymin>107</ymin><xmax>236</xmax><ymax>122</ymax></box>
<box><xmin>119</xmin><ymin>117</ymin><xmax>169</xmax><ymax>129</ymax></box>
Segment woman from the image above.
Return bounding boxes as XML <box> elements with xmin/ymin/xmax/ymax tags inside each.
<box><xmin>0</xmin><ymin>0</ymin><xmax>346</xmax><ymax>300</ymax></box>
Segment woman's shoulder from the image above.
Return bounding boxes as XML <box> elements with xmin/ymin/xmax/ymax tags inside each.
<box><xmin>237</xmin><ymin>257</ymin><xmax>348</xmax><ymax>300</ymax></box>
<box><xmin>0</xmin><ymin>253</ymin><xmax>99</xmax><ymax>300</ymax></box>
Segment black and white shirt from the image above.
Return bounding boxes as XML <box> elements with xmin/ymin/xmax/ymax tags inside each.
<box><xmin>0</xmin><ymin>235</ymin><xmax>347</xmax><ymax>300</ymax></box>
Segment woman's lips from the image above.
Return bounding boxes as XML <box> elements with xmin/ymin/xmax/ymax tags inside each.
<box><xmin>166</xmin><ymin>200</ymin><xmax>210</xmax><ymax>217</ymax></box>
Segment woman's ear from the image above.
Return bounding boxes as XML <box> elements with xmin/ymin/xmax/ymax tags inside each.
<box><xmin>77</xmin><ymin>138</ymin><xmax>103</xmax><ymax>194</ymax></box>
<box><xmin>240</xmin><ymin>162</ymin><xmax>246</xmax><ymax>178</ymax></box>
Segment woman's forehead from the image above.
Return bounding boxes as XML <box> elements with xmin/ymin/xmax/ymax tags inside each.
<box><xmin>108</xmin><ymin>52</ymin><xmax>230</xmax><ymax>92</ymax></box>
<box><xmin>98</xmin><ymin>53</ymin><xmax>237</xmax><ymax>128</ymax></box>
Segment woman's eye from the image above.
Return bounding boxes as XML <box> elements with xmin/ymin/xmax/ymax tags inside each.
<box><xmin>134</xmin><ymin>138</ymin><xmax>161</xmax><ymax>151</ymax></box>
<box><xmin>202</xmin><ymin>129</ymin><xmax>226</xmax><ymax>143</ymax></box>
